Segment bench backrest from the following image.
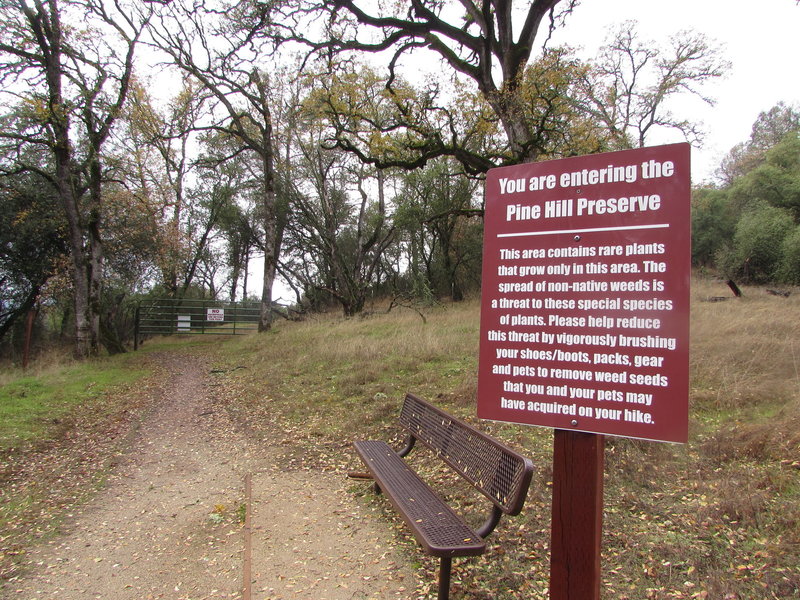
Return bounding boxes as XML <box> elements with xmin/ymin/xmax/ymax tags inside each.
<box><xmin>399</xmin><ymin>393</ymin><xmax>534</xmax><ymax>515</ymax></box>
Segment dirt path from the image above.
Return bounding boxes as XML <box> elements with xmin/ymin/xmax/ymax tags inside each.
<box><xmin>4</xmin><ymin>352</ymin><xmax>414</xmax><ymax>600</ymax></box>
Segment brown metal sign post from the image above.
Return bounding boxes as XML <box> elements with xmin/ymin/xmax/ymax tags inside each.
<box><xmin>549</xmin><ymin>430</ymin><xmax>604</xmax><ymax>600</ymax></box>
<box><xmin>477</xmin><ymin>143</ymin><xmax>691</xmax><ymax>599</ymax></box>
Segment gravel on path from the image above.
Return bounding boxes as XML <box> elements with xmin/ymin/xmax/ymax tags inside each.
<box><xmin>4</xmin><ymin>352</ymin><xmax>415</xmax><ymax>600</ymax></box>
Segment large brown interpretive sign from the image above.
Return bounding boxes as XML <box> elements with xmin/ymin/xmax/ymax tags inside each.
<box><xmin>478</xmin><ymin>143</ymin><xmax>690</xmax><ymax>443</ymax></box>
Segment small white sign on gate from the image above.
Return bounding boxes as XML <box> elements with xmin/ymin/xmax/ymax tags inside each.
<box><xmin>207</xmin><ymin>308</ymin><xmax>224</xmax><ymax>322</ymax></box>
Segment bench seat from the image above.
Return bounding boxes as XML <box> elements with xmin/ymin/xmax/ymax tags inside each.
<box><xmin>354</xmin><ymin>439</ymin><xmax>486</xmax><ymax>557</ymax></box>
<box><xmin>352</xmin><ymin>394</ymin><xmax>533</xmax><ymax>600</ymax></box>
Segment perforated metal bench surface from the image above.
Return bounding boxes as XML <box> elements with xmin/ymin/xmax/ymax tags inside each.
<box><xmin>353</xmin><ymin>439</ymin><xmax>486</xmax><ymax>557</ymax></box>
<box><xmin>353</xmin><ymin>393</ymin><xmax>534</xmax><ymax>600</ymax></box>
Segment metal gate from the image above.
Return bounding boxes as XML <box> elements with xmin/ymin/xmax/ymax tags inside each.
<box><xmin>134</xmin><ymin>298</ymin><xmax>261</xmax><ymax>349</ymax></box>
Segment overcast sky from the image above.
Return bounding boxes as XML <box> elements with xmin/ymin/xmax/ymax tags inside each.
<box><xmin>548</xmin><ymin>0</ymin><xmax>800</xmax><ymax>184</ymax></box>
<box><xmin>259</xmin><ymin>1</ymin><xmax>800</xmax><ymax>299</ymax></box>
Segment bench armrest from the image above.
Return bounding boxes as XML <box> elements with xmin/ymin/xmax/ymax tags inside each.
<box><xmin>397</xmin><ymin>434</ymin><xmax>416</xmax><ymax>458</ymax></box>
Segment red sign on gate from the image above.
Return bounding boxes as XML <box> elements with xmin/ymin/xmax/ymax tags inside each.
<box><xmin>477</xmin><ymin>143</ymin><xmax>690</xmax><ymax>443</ymax></box>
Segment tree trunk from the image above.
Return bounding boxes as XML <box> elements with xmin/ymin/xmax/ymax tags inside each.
<box><xmin>39</xmin><ymin>1</ymin><xmax>96</xmax><ymax>359</ymax></box>
<box><xmin>57</xmin><ymin>144</ymin><xmax>97</xmax><ymax>358</ymax></box>
<box><xmin>230</xmin><ymin>252</ymin><xmax>241</xmax><ymax>302</ymax></box>
<box><xmin>87</xmin><ymin>158</ymin><xmax>104</xmax><ymax>355</ymax></box>
<box><xmin>58</xmin><ymin>155</ymin><xmax>103</xmax><ymax>358</ymax></box>
<box><xmin>487</xmin><ymin>89</ymin><xmax>539</xmax><ymax>163</ymax></box>
<box><xmin>258</xmin><ymin>140</ymin><xmax>278</xmax><ymax>332</ymax></box>
<box><xmin>242</xmin><ymin>252</ymin><xmax>249</xmax><ymax>300</ymax></box>
<box><xmin>65</xmin><ymin>226</ymin><xmax>93</xmax><ymax>359</ymax></box>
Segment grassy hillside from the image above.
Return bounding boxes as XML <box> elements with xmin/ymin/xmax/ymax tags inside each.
<box><xmin>1</xmin><ymin>276</ymin><xmax>798</xmax><ymax>598</ymax></box>
<box><xmin>214</xmin><ymin>276</ymin><xmax>800</xmax><ymax>599</ymax></box>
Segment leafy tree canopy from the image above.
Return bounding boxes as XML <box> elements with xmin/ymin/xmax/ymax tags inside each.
<box><xmin>694</xmin><ymin>103</ymin><xmax>800</xmax><ymax>285</ymax></box>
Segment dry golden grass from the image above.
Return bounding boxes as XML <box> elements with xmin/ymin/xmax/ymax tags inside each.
<box><xmin>691</xmin><ymin>277</ymin><xmax>800</xmax><ymax>413</ymax></box>
<box><xmin>4</xmin><ymin>276</ymin><xmax>798</xmax><ymax>598</ymax></box>
<box><xmin>690</xmin><ymin>277</ymin><xmax>800</xmax><ymax>466</ymax></box>
<box><xmin>0</xmin><ymin>347</ymin><xmax>78</xmax><ymax>386</ymax></box>
<box><xmin>215</xmin><ymin>276</ymin><xmax>800</xmax><ymax>599</ymax></box>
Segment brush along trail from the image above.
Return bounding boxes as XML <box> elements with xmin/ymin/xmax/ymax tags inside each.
<box><xmin>3</xmin><ymin>351</ymin><xmax>413</xmax><ymax>599</ymax></box>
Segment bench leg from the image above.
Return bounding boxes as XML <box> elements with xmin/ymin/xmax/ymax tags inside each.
<box><xmin>438</xmin><ymin>556</ymin><xmax>452</xmax><ymax>600</ymax></box>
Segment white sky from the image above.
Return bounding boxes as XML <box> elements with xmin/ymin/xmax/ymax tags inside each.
<box><xmin>548</xmin><ymin>0</ymin><xmax>800</xmax><ymax>184</ymax></box>
<box><xmin>253</xmin><ymin>1</ymin><xmax>800</xmax><ymax>300</ymax></box>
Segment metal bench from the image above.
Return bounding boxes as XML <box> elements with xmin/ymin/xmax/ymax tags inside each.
<box><xmin>353</xmin><ymin>393</ymin><xmax>534</xmax><ymax>600</ymax></box>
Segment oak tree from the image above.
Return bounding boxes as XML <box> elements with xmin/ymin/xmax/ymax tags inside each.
<box><xmin>0</xmin><ymin>0</ymin><xmax>150</xmax><ymax>357</ymax></box>
<box><xmin>150</xmin><ymin>1</ymin><xmax>285</xmax><ymax>330</ymax></box>
<box><xmin>575</xmin><ymin>21</ymin><xmax>730</xmax><ymax>149</ymax></box>
<box><xmin>267</xmin><ymin>0</ymin><xmax>578</xmax><ymax>166</ymax></box>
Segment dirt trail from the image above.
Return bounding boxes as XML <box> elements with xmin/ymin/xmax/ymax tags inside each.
<box><xmin>4</xmin><ymin>353</ymin><xmax>414</xmax><ymax>600</ymax></box>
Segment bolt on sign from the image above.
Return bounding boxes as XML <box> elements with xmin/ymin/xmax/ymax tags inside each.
<box><xmin>478</xmin><ymin>143</ymin><xmax>690</xmax><ymax>443</ymax></box>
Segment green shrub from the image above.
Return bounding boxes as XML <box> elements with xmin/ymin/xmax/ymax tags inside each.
<box><xmin>777</xmin><ymin>224</ymin><xmax>800</xmax><ymax>284</ymax></box>
<box><xmin>720</xmin><ymin>202</ymin><xmax>794</xmax><ymax>283</ymax></box>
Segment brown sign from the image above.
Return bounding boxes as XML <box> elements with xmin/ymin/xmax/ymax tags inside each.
<box><xmin>478</xmin><ymin>143</ymin><xmax>690</xmax><ymax>443</ymax></box>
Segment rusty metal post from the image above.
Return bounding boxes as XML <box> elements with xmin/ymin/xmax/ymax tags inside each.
<box><xmin>22</xmin><ymin>307</ymin><xmax>36</xmax><ymax>369</ymax></box>
<box><xmin>133</xmin><ymin>305</ymin><xmax>140</xmax><ymax>351</ymax></box>
<box><xmin>243</xmin><ymin>473</ymin><xmax>252</xmax><ymax>600</ymax></box>
<box><xmin>549</xmin><ymin>429</ymin><xmax>604</xmax><ymax>600</ymax></box>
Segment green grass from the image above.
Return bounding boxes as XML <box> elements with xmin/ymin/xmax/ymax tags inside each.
<box><xmin>0</xmin><ymin>358</ymin><xmax>146</xmax><ymax>451</ymax></box>
<box><xmin>0</xmin><ymin>347</ymin><xmax>168</xmax><ymax>580</ymax></box>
